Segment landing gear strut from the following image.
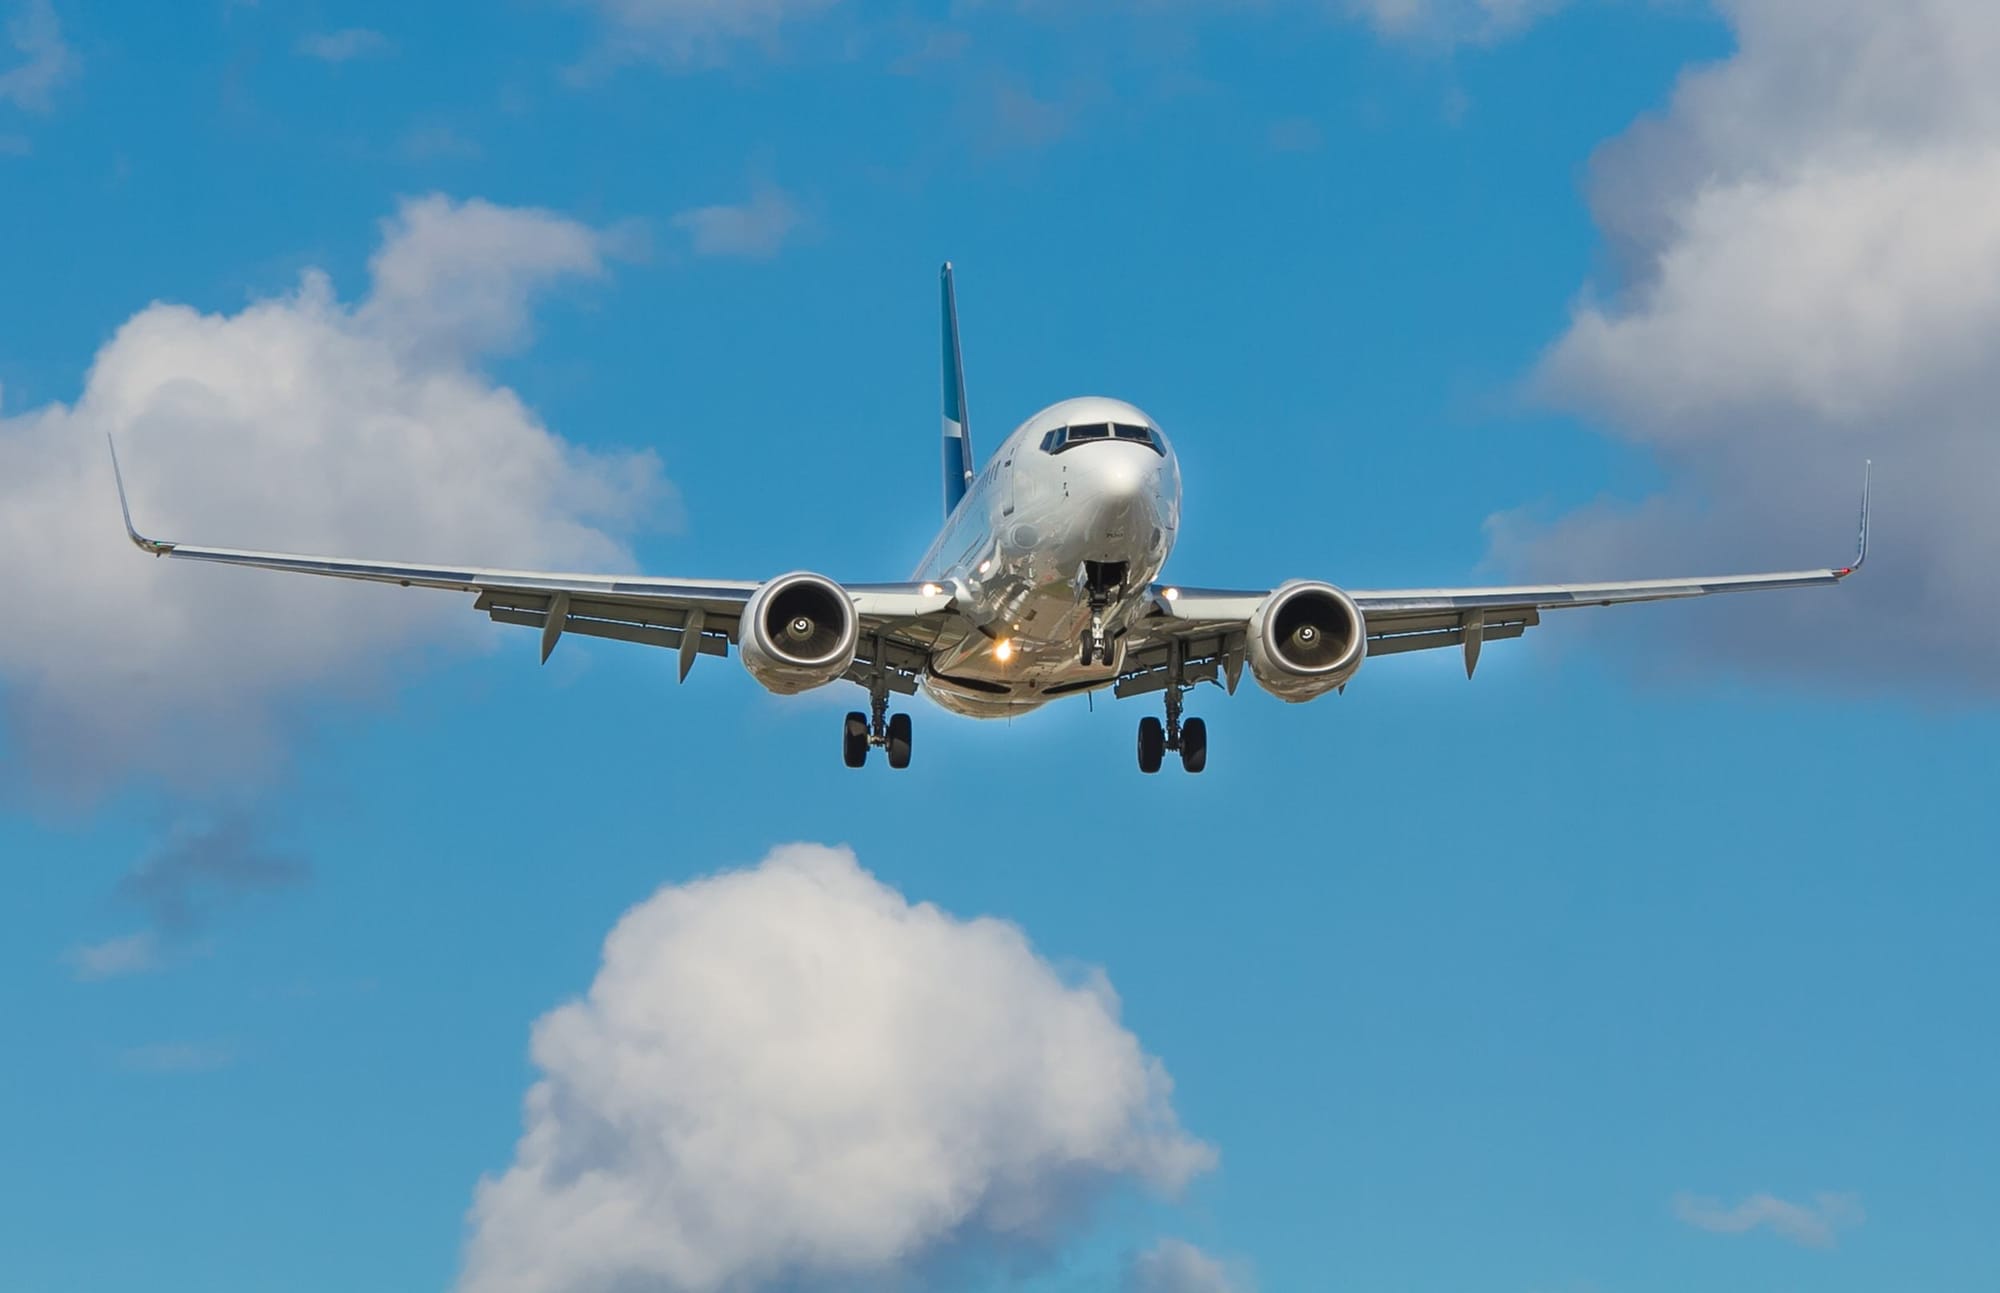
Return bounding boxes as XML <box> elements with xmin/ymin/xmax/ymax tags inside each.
<box><xmin>1136</xmin><ymin>639</ymin><xmax>1207</xmax><ymax>774</ymax></box>
<box><xmin>844</xmin><ymin>646</ymin><xmax>913</xmax><ymax>769</ymax></box>
<box><xmin>1079</xmin><ymin>560</ymin><xmax>1126</xmax><ymax>667</ymax></box>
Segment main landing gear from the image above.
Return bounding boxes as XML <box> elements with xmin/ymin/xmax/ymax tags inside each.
<box><xmin>1136</xmin><ymin>644</ymin><xmax>1206</xmax><ymax>775</ymax></box>
<box><xmin>844</xmin><ymin>674</ymin><xmax>912</xmax><ymax>770</ymax></box>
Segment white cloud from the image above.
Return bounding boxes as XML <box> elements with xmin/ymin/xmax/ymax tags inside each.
<box><xmin>1499</xmin><ymin>0</ymin><xmax>2000</xmax><ymax>691</ymax></box>
<box><xmin>1266</xmin><ymin>116</ymin><xmax>1322</xmax><ymax>154</ymax></box>
<box><xmin>670</xmin><ymin>184</ymin><xmax>803</xmax><ymax>260</ymax></box>
<box><xmin>580</xmin><ymin>0</ymin><xmax>838</xmax><ymax>65</ymax></box>
<box><xmin>66</xmin><ymin>931</ymin><xmax>163</xmax><ymax>981</ymax></box>
<box><xmin>1673</xmin><ymin>1190</ymin><xmax>1864</xmax><ymax>1249</ymax></box>
<box><xmin>1344</xmin><ymin>0</ymin><xmax>1565</xmax><ymax>43</ymax></box>
<box><xmin>296</xmin><ymin>28</ymin><xmax>395</xmax><ymax>63</ymax></box>
<box><xmin>118</xmin><ymin>1041</ymin><xmax>235</xmax><ymax>1073</ymax></box>
<box><xmin>0</xmin><ymin>0</ymin><xmax>78</xmax><ymax>112</ymax></box>
<box><xmin>357</xmin><ymin>195</ymin><xmax>637</xmax><ymax>361</ymax></box>
<box><xmin>579</xmin><ymin>0</ymin><xmax>1558</xmax><ymax>70</ymax></box>
<box><xmin>1127</xmin><ymin>1238</ymin><xmax>1252</xmax><ymax>1293</ymax></box>
<box><xmin>460</xmin><ymin>844</ymin><xmax>1214</xmax><ymax>1293</ymax></box>
<box><xmin>0</xmin><ymin>194</ymin><xmax>664</xmax><ymax>800</ymax></box>
<box><xmin>398</xmin><ymin>124</ymin><xmax>481</xmax><ymax>162</ymax></box>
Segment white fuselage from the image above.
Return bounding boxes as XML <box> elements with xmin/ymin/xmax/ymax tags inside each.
<box><xmin>913</xmin><ymin>396</ymin><xmax>1181</xmax><ymax>716</ymax></box>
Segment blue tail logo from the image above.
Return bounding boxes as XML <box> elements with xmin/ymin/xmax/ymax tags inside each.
<box><xmin>941</xmin><ymin>262</ymin><xmax>975</xmax><ymax>517</ymax></box>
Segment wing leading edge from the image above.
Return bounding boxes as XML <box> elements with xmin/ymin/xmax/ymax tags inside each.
<box><xmin>1133</xmin><ymin>464</ymin><xmax>1871</xmax><ymax>683</ymax></box>
<box><xmin>108</xmin><ymin>436</ymin><xmax>954</xmax><ymax>677</ymax></box>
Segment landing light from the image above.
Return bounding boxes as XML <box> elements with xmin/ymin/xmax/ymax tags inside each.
<box><xmin>994</xmin><ymin>638</ymin><xmax>1014</xmax><ymax>662</ymax></box>
<box><xmin>978</xmin><ymin>559</ymin><xmax>993</xmax><ymax>575</ymax></box>
<box><xmin>920</xmin><ymin>582</ymin><xmax>941</xmax><ymax>597</ymax></box>
<box><xmin>1164</xmin><ymin>587</ymin><xmax>1181</xmax><ymax>602</ymax></box>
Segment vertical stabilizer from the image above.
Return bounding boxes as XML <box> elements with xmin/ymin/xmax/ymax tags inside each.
<box><xmin>940</xmin><ymin>262</ymin><xmax>975</xmax><ymax>517</ymax></box>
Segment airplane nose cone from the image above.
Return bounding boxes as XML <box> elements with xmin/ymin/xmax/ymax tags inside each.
<box><xmin>1084</xmin><ymin>447</ymin><xmax>1161</xmax><ymax>543</ymax></box>
<box><xmin>1095</xmin><ymin>449</ymin><xmax>1153</xmax><ymax>502</ymax></box>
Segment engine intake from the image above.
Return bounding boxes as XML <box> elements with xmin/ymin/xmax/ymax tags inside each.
<box><xmin>739</xmin><ymin>572</ymin><xmax>860</xmax><ymax>694</ymax></box>
<box><xmin>1246</xmin><ymin>580</ymin><xmax>1366</xmax><ymax>702</ymax></box>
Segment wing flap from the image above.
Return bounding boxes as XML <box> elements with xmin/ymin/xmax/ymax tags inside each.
<box><xmin>1366</xmin><ymin>619</ymin><xmax>1530</xmax><ymax>659</ymax></box>
<box><xmin>486</xmin><ymin>606</ymin><xmax>732</xmax><ymax>658</ymax></box>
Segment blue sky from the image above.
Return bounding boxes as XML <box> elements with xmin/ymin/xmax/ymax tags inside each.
<box><xmin>4</xmin><ymin>2</ymin><xmax>1997</xmax><ymax>1291</ymax></box>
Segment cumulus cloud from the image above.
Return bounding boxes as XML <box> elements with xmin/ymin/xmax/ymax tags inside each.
<box><xmin>359</xmin><ymin>195</ymin><xmax>632</xmax><ymax>360</ymax></box>
<box><xmin>296</xmin><ymin>28</ymin><xmax>395</xmax><ymax>63</ymax></box>
<box><xmin>0</xmin><ymin>194</ymin><xmax>663</xmax><ymax>800</ymax></box>
<box><xmin>1127</xmin><ymin>1238</ymin><xmax>1252</xmax><ymax>1293</ymax></box>
<box><xmin>0</xmin><ymin>0</ymin><xmax>78</xmax><ymax>113</ymax></box>
<box><xmin>1673</xmin><ymin>1190</ymin><xmax>1864</xmax><ymax>1249</ymax></box>
<box><xmin>670</xmin><ymin>184</ymin><xmax>803</xmax><ymax>260</ymax></box>
<box><xmin>460</xmin><ymin>844</ymin><xmax>1214</xmax><ymax>1293</ymax></box>
<box><xmin>1502</xmin><ymin>0</ymin><xmax>2000</xmax><ymax>693</ymax></box>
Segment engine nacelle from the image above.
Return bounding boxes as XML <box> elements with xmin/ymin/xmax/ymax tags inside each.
<box><xmin>1246</xmin><ymin>580</ymin><xmax>1367</xmax><ymax>702</ymax></box>
<box><xmin>738</xmin><ymin>572</ymin><xmax>860</xmax><ymax>695</ymax></box>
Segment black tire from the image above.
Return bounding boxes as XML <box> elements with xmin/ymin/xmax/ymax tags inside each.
<box><xmin>1180</xmin><ymin>717</ymin><xmax>1208</xmax><ymax>774</ymax></box>
<box><xmin>1080</xmin><ymin>637</ymin><xmax>1095</xmax><ymax>666</ymax></box>
<box><xmin>1137</xmin><ymin>716</ymin><xmax>1165</xmax><ymax>774</ymax></box>
<box><xmin>843</xmin><ymin>712</ymin><xmax>869</xmax><ymax>768</ymax></box>
<box><xmin>886</xmin><ymin>712</ymin><xmax>913</xmax><ymax>769</ymax></box>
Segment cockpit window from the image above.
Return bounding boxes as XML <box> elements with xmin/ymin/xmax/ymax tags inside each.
<box><xmin>1037</xmin><ymin>422</ymin><xmax>1167</xmax><ymax>456</ymax></box>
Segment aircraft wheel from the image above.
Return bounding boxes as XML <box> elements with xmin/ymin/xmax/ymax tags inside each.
<box><xmin>1179</xmin><ymin>717</ymin><xmax>1208</xmax><ymax>774</ymax></box>
<box><xmin>1080</xmin><ymin>637</ymin><xmax>1095</xmax><ymax>666</ymax></box>
<box><xmin>1137</xmin><ymin>716</ymin><xmax>1165</xmax><ymax>774</ymax></box>
<box><xmin>842</xmin><ymin>712</ymin><xmax>869</xmax><ymax>768</ymax></box>
<box><xmin>886</xmin><ymin>713</ymin><xmax>913</xmax><ymax>769</ymax></box>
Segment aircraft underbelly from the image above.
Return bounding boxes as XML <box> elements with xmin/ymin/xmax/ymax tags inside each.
<box><xmin>919</xmin><ymin>576</ymin><xmax>1142</xmax><ymax>718</ymax></box>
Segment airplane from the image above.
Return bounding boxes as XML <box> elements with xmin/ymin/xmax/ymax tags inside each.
<box><xmin>110</xmin><ymin>263</ymin><xmax>1870</xmax><ymax>773</ymax></box>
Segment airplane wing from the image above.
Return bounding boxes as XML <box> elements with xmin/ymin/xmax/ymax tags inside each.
<box><xmin>1120</xmin><ymin>468</ymin><xmax>1870</xmax><ymax>692</ymax></box>
<box><xmin>109</xmin><ymin>439</ymin><xmax>955</xmax><ymax>682</ymax></box>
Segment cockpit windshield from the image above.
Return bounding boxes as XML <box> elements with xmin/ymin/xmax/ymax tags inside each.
<box><xmin>1038</xmin><ymin>422</ymin><xmax>1165</xmax><ymax>456</ymax></box>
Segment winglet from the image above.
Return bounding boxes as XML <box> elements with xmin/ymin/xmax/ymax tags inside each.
<box><xmin>1835</xmin><ymin>460</ymin><xmax>1870</xmax><ymax>578</ymax></box>
<box><xmin>107</xmin><ymin>434</ymin><xmax>175</xmax><ymax>556</ymax></box>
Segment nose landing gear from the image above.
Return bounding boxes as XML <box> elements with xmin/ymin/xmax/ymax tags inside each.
<box><xmin>1081</xmin><ymin>611</ymin><xmax>1108</xmax><ymax>667</ymax></box>
<box><xmin>1079</xmin><ymin>560</ymin><xmax>1128</xmax><ymax>667</ymax></box>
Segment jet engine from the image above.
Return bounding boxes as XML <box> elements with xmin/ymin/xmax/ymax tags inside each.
<box><xmin>1245</xmin><ymin>580</ymin><xmax>1367</xmax><ymax>702</ymax></box>
<box><xmin>738</xmin><ymin>572</ymin><xmax>860</xmax><ymax>694</ymax></box>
